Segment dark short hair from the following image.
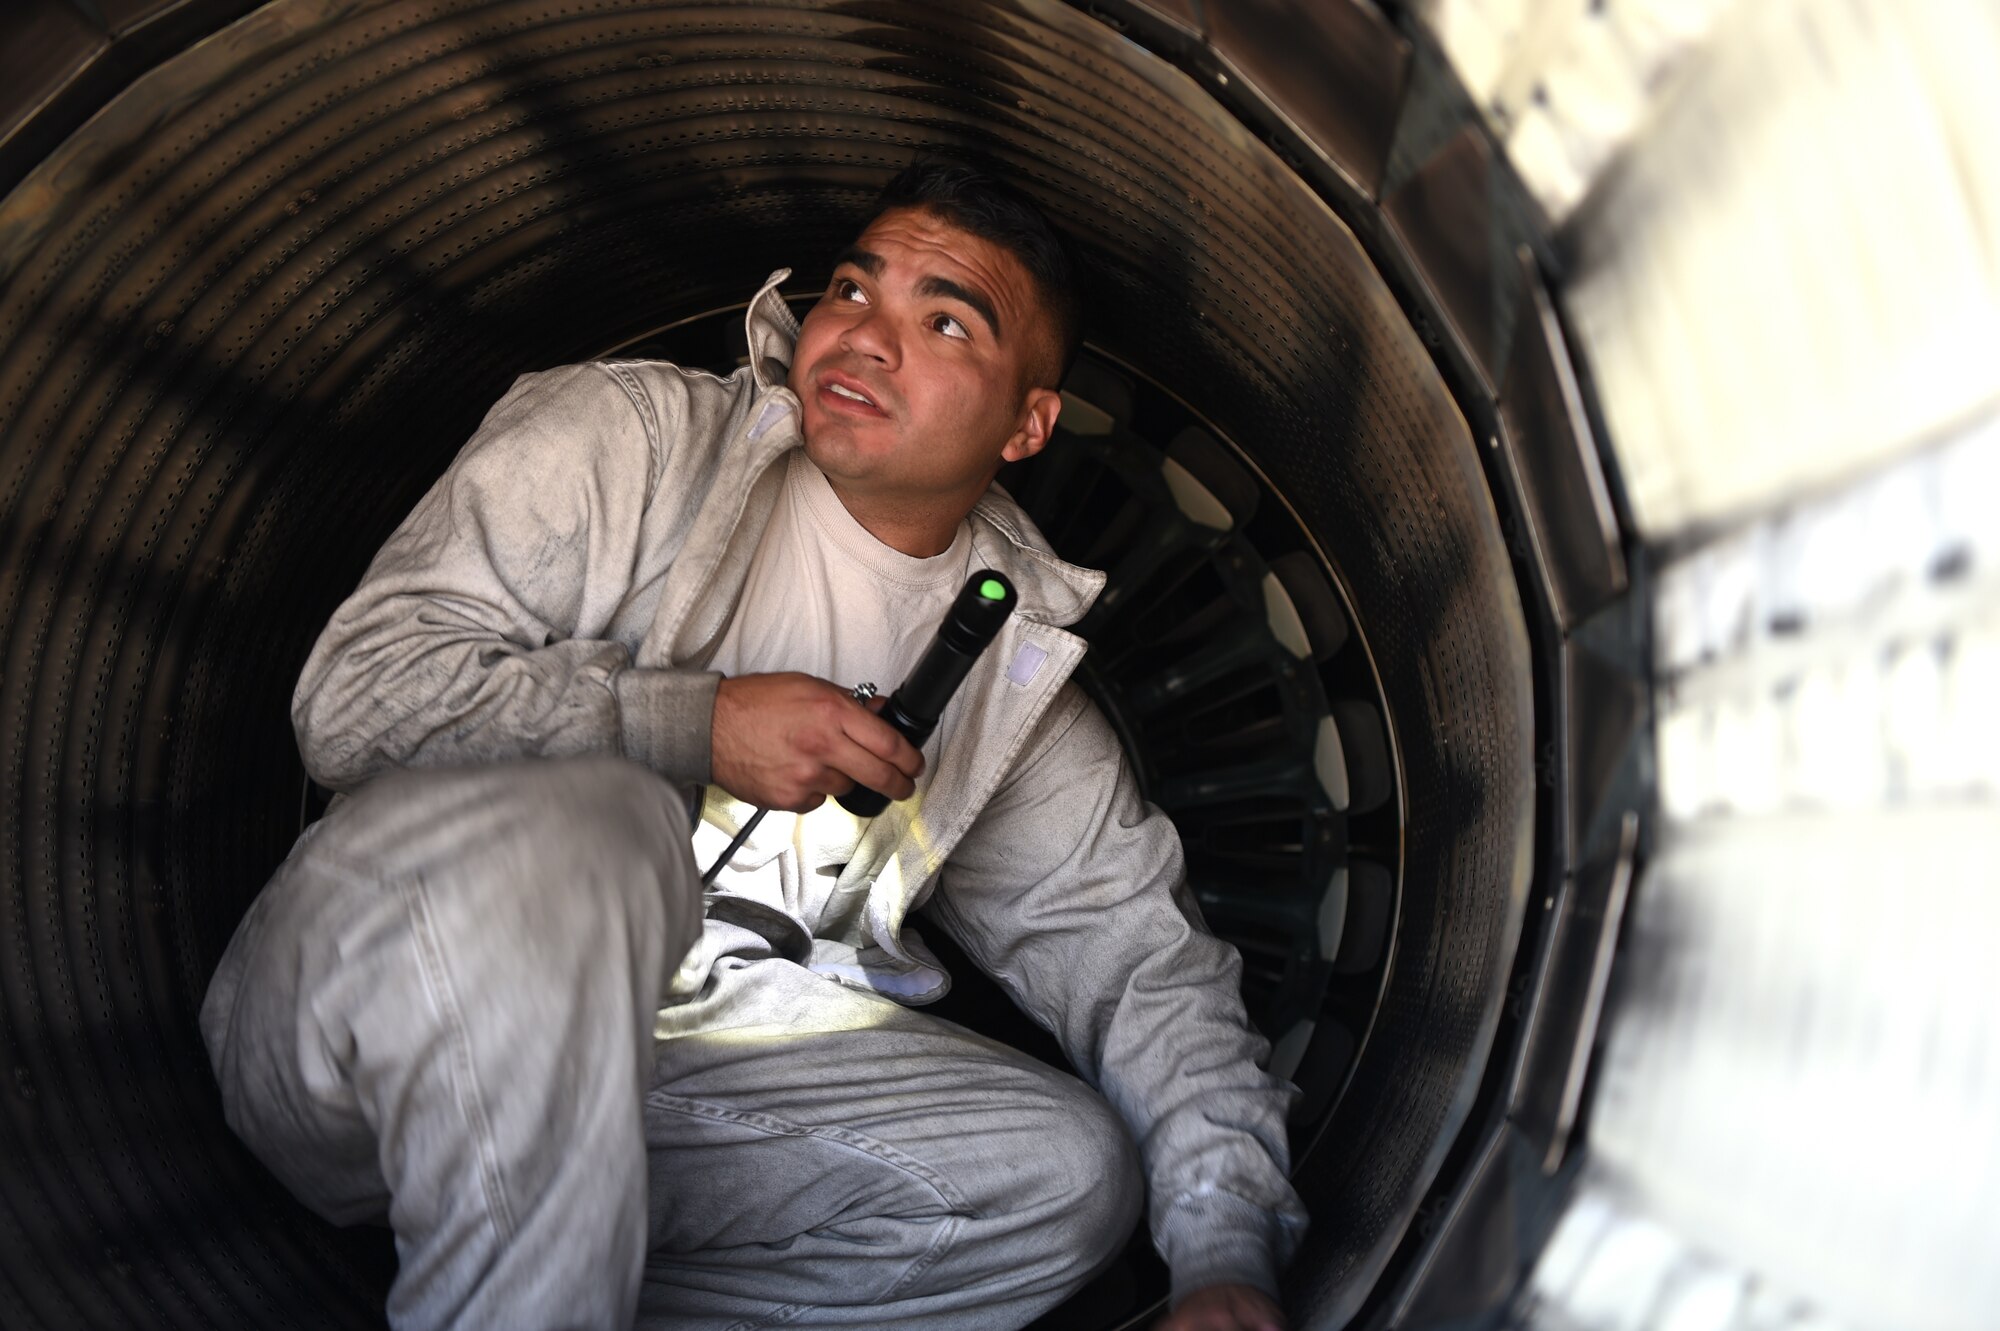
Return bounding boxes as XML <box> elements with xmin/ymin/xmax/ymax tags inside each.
<box><xmin>863</xmin><ymin>160</ymin><xmax>1082</xmax><ymax>387</ymax></box>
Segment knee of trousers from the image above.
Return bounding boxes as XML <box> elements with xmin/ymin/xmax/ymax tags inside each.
<box><xmin>317</xmin><ymin>756</ymin><xmax>702</xmax><ymax>984</ymax></box>
<box><xmin>1015</xmin><ymin>1085</ymin><xmax>1146</xmax><ymax>1284</ymax></box>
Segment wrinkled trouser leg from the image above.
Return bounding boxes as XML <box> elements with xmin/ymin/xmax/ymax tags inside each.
<box><xmin>638</xmin><ymin>958</ymin><xmax>1146</xmax><ymax>1331</ymax></box>
<box><xmin>200</xmin><ymin>758</ymin><xmax>702</xmax><ymax>1331</ymax></box>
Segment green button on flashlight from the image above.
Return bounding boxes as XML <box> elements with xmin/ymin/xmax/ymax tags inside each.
<box><xmin>978</xmin><ymin>577</ymin><xmax>1008</xmax><ymax>601</ymax></box>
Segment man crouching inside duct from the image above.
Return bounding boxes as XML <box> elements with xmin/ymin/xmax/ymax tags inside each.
<box><xmin>199</xmin><ymin>162</ymin><xmax>1306</xmax><ymax>1331</ymax></box>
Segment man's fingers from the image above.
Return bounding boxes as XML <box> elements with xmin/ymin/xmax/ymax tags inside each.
<box><xmin>839</xmin><ymin>700</ymin><xmax>925</xmax><ymax>780</ymax></box>
<box><xmin>823</xmin><ymin>733</ymin><xmax>918</xmax><ymax>802</ymax></box>
<box><xmin>708</xmin><ymin>673</ymin><xmax>924</xmax><ymax>810</ymax></box>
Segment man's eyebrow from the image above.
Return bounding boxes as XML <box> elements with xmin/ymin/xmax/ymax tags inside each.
<box><xmin>917</xmin><ymin>274</ymin><xmax>1001</xmax><ymax>339</ymax></box>
<box><xmin>831</xmin><ymin>246</ymin><xmax>883</xmax><ymax>277</ymax></box>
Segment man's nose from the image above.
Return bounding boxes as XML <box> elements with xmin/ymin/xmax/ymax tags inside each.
<box><xmin>839</xmin><ymin>307</ymin><xmax>899</xmax><ymax>366</ymax></box>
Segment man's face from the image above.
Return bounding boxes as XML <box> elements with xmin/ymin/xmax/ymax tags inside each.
<box><xmin>789</xmin><ymin>207</ymin><xmax>1061</xmax><ymax>518</ymax></box>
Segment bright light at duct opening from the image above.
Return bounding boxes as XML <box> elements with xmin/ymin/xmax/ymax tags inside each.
<box><xmin>1422</xmin><ymin>3</ymin><xmax>2000</xmax><ymax>1328</ymax></box>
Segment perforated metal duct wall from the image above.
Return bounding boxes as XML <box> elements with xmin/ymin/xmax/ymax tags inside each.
<box><xmin>0</xmin><ymin>2</ymin><xmax>1649</xmax><ymax>1327</ymax></box>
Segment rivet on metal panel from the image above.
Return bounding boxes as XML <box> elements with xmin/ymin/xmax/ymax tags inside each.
<box><xmin>1499</xmin><ymin>245</ymin><xmax>1629</xmax><ymax>629</ymax></box>
<box><xmin>1201</xmin><ymin>0</ymin><xmax>1411</xmax><ymax>199</ymax></box>
<box><xmin>1385</xmin><ymin>124</ymin><xmax>1500</xmax><ymax>389</ymax></box>
<box><xmin>1565</xmin><ymin>636</ymin><xmax>1645</xmax><ymax>868</ymax></box>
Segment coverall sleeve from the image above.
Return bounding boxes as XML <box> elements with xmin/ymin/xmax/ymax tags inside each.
<box><xmin>927</xmin><ymin>684</ymin><xmax>1310</xmax><ymax>1306</ymax></box>
<box><xmin>292</xmin><ymin>363</ymin><xmax>720</xmax><ymax>790</ymax></box>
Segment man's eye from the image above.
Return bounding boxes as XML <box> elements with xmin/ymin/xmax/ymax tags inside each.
<box><xmin>933</xmin><ymin>314</ymin><xmax>969</xmax><ymax>340</ymax></box>
<box><xmin>833</xmin><ymin>278</ymin><xmax>866</xmax><ymax>303</ymax></box>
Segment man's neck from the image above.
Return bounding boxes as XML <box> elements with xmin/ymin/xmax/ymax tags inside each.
<box><xmin>821</xmin><ymin>476</ymin><xmax>981</xmax><ymax>558</ymax></box>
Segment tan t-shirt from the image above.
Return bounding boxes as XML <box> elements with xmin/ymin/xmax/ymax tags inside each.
<box><xmin>693</xmin><ymin>448</ymin><xmax>972</xmax><ymax>940</ymax></box>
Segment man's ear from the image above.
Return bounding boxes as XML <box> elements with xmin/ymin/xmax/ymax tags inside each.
<box><xmin>1000</xmin><ymin>385</ymin><xmax>1062</xmax><ymax>464</ymax></box>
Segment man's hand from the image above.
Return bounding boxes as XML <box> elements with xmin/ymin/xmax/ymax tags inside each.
<box><xmin>711</xmin><ymin>673</ymin><xmax>924</xmax><ymax>812</ymax></box>
<box><xmin>1153</xmin><ymin>1284</ymin><xmax>1285</xmax><ymax>1331</ymax></box>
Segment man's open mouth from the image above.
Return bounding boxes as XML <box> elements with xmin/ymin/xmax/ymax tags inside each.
<box><xmin>820</xmin><ymin>373</ymin><xmax>886</xmax><ymax>413</ymax></box>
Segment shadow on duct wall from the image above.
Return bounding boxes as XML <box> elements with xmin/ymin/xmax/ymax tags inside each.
<box><xmin>0</xmin><ymin>2</ymin><xmax>1650</xmax><ymax>1327</ymax></box>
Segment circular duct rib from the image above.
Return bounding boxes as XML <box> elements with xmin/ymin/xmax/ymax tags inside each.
<box><xmin>0</xmin><ymin>2</ymin><xmax>1534</xmax><ymax>1326</ymax></box>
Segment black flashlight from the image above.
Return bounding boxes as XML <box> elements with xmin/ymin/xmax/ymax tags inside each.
<box><xmin>838</xmin><ymin>570</ymin><xmax>1018</xmax><ymax>817</ymax></box>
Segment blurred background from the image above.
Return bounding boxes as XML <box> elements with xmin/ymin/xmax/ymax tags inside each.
<box><xmin>1421</xmin><ymin>2</ymin><xmax>2000</xmax><ymax>1327</ymax></box>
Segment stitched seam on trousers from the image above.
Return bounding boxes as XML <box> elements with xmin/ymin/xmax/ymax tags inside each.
<box><xmin>645</xmin><ymin>1092</ymin><xmax>969</xmax><ymax>1330</ymax></box>
<box><xmin>645</xmin><ymin>1092</ymin><xmax>973</xmax><ymax>1212</ymax></box>
<box><xmin>725</xmin><ymin>1298</ymin><xmax>811</xmax><ymax>1331</ymax></box>
<box><xmin>874</xmin><ymin>1210</ymin><xmax>965</xmax><ymax>1303</ymax></box>
<box><xmin>398</xmin><ymin>874</ymin><xmax>519</xmax><ymax>1241</ymax></box>
<box><xmin>708</xmin><ymin>1219</ymin><xmax>966</xmax><ymax>1331</ymax></box>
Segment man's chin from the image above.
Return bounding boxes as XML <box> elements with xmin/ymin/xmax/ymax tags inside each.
<box><xmin>800</xmin><ymin>425</ymin><xmax>888</xmax><ymax>477</ymax></box>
